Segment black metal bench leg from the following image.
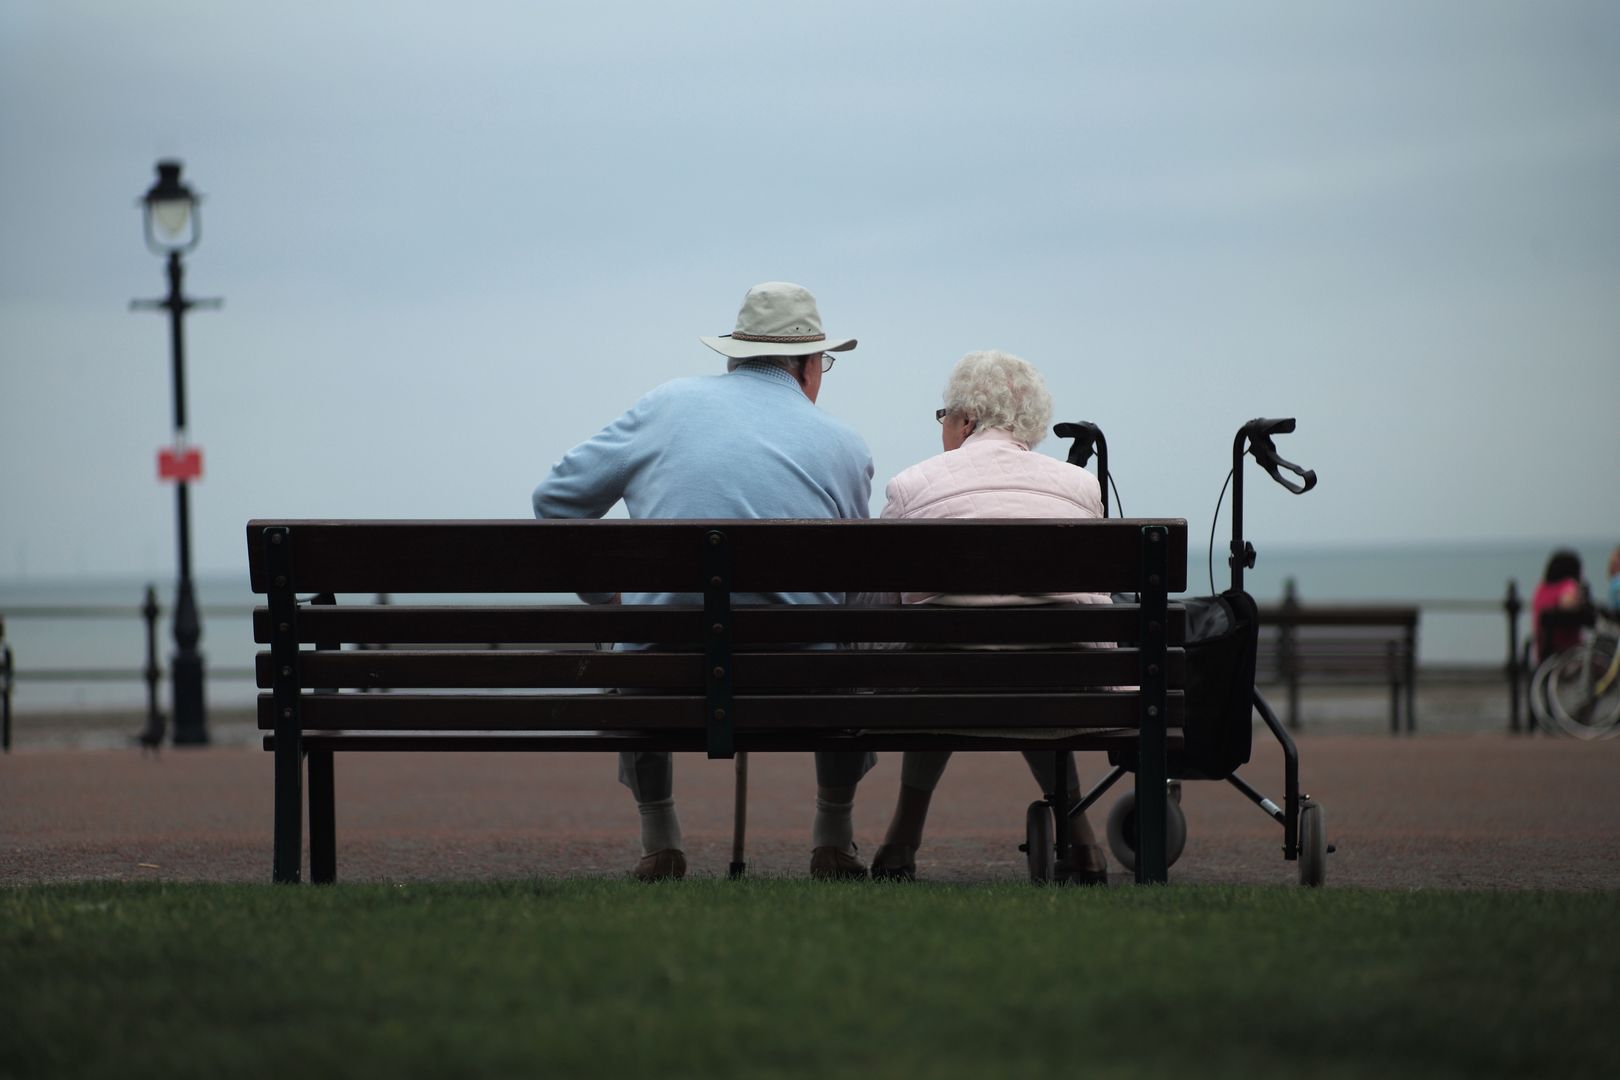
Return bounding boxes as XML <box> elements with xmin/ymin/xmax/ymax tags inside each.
<box><xmin>1406</xmin><ymin>626</ymin><xmax>1417</xmax><ymax>734</ymax></box>
<box><xmin>1135</xmin><ymin>525</ymin><xmax>1169</xmax><ymax>884</ymax></box>
<box><xmin>1389</xmin><ymin>642</ymin><xmax>1401</xmax><ymax>736</ymax></box>
<box><xmin>273</xmin><ymin>739</ymin><xmax>303</xmax><ymax>883</ymax></box>
<box><xmin>309</xmin><ymin>749</ymin><xmax>336</xmax><ymax>885</ymax></box>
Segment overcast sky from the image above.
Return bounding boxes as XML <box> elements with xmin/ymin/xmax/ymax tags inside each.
<box><xmin>2</xmin><ymin>1</ymin><xmax>1616</xmax><ymax>581</ymax></box>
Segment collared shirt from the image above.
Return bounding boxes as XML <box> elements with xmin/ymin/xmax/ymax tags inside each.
<box><xmin>533</xmin><ymin>361</ymin><xmax>874</xmax><ymax>608</ymax></box>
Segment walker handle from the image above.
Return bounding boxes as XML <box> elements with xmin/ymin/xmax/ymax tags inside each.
<box><xmin>1054</xmin><ymin>421</ymin><xmax>1104</xmax><ymax>468</ymax></box>
<box><xmin>1242</xmin><ymin>417</ymin><xmax>1317</xmax><ymax>495</ymax></box>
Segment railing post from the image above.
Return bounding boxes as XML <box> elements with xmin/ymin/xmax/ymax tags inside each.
<box><xmin>1281</xmin><ymin>577</ymin><xmax>1301</xmax><ymax>731</ymax></box>
<box><xmin>1505</xmin><ymin>579</ymin><xmax>1522</xmax><ymax>734</ymax></box>
<box><xmin>138</xmin><ymin>585</ymin><xmax>165</xmax><ymax>748</ymax></box>
<box><xmin>1</xmin><ymin>615</ymin><xmax>12</xmax><ymax>753</ymax></box>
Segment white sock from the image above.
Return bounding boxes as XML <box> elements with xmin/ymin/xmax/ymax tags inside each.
<box><xmin>812</xmin><ymin>794</ymin><xmax>855</xmax><ymax>852</ymax></box>
<box><xmin>637</xmin><ymin>797</ymin><xmax>682</xmax><ymax>856</ymax></box>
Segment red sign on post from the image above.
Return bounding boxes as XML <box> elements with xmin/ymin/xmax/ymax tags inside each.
<box><xmin>158</xmin><ymin>446</ymin><xmax>204</xmax><ymax>482</ymax></box>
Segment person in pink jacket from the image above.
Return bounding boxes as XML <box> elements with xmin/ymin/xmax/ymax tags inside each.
<box><xmin>868</xmin><ymin>349</ymin><xmax>1110</xmax><ymax>883</ymax></box>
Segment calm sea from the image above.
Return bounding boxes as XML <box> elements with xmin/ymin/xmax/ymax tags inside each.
<box><xmin>1</xmin><ymin>537</ymin><xmax>1613</xmax><ymax>712</ymax></box>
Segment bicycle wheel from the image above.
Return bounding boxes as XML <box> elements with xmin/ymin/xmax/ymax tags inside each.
<box><xmin>1548</xmin><ymin>644</ymin><xmax>1620</xmax><ymax>739</ymax></box>
<box><xmin>1528</xmin><ymin>653</ymin><xmax>1560</xmax><ymax>734</ymax></box>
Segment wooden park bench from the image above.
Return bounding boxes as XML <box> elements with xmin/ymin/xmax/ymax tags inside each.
<box><xmin>247</xmin><ymin>518</ymin><xmax>1188</xmax><ymax>886</ymax></box>
<box><xmin>1255</xmin><ymin>600</ymin><xmax>1419</xmax><ymax>733</ymax></box>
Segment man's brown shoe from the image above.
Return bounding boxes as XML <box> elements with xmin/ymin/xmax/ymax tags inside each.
<box><xmin>810</xmin><ymin>845</ymin><xmax>868</xmax><ymax>881</ymax></box>
<box><xmin>634</xmin><ymin>849</ymin><xmax>687</xmax><ymax>882</ymax></box>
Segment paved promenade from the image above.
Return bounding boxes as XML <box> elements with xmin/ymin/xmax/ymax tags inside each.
<box><xmin>5</xmin><ymin>718</ymin><xmax>1619</xmax><ymax>889</ymax></box>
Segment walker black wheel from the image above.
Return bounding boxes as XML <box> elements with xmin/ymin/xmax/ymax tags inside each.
<box><xmin>1104</xmin><ymin>788</ymin><xmax>1188</xmax><ymax>873</ymax></box>
<box><xmin>1024</xmin><ymin>801</ymin><xmax>1055</xmax><ymax>883</ymax></box>
<box><xmin>1298</xmin><ymin>799</ymin><xmax>1327</xmax><ymax>887</ymax></box>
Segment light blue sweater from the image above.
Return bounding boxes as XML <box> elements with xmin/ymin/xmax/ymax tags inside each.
<box><xmin>533</xmin><ymin>361</ymin><xmax>873</xmax><ymax>607</ymax></box>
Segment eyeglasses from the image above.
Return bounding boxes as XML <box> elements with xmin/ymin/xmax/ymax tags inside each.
<box><xmin>935</xmin><ymin>408</ymin><xmax>950</xmax><ymax>424</ymax></box>
<box><xmin>819</xmin><ymin>354</ymin><xmax>836</xmax><ymax>373</ymax></box>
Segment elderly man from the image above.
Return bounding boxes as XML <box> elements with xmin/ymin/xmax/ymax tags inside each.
<box><xmin>532</xmin><ymin>282</ymin><xmax>876</xmax><ymax>881</ymax></box>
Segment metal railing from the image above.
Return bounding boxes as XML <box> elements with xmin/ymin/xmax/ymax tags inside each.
<box><xmin>0</xmin><ymin>578</ymin><xmax>1545</xmax><ymax>750</ymax></box>
<box><xmin>0</xmin><ymin>585</ymin><xmax>254</xmax><ymax>750</ymax></box>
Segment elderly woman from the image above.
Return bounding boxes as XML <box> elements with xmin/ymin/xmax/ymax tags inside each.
<box><xmin>869</xmin><ymin>349</ymin><xmax>1110</xmax><ymax>883</ymax></box>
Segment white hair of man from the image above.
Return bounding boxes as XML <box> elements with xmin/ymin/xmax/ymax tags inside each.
<box><xmin>727</xmin><ymin>355</ymin><xmax>808</xmax><ymax>374</ymax></box>
<box><xmin>942</xmin><ymin>349</ymin><xmax>1054</xmax><ymax>448</ymax></box>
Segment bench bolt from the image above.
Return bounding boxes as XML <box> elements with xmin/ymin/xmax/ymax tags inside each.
<box><xmin>712</xmin><ymin>622</ymin><xmax>725</xmax><ymax>636</ymax></box>
<box><xmin>1148</xmin><ymin>706</ymin><xmax>1159</xmax><ymax>718</ymax></box>
<box><xmin>281</xmin><ymin>665</ymin><xmax>292</xmax><ymax>677</ymax></box>
<box><xmin>714</xmin><ymin>708</ymin><xmax>726</xmax><ymax>721</ymax></box>
<box><xmin>278</xmin><ymin>622</ymin><xmax>290</xmax><ymax>634</ymax></box>
<box><xmin>274</xmin><ymin>575</ymin><xmax>287</xmax><ymax>588</ymax></box>
<box><xmin>713</xmin><ymin>666</ymin><xmax>725</xmax><ymax>679</ymax></box>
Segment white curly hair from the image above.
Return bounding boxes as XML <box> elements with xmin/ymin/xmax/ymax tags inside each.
<box><xmin>941</xmin><ymin>349</ymin><xmax>1053</xmax><ymax>448</ymax></box>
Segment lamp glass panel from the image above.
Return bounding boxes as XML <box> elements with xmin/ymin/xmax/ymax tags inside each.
<box><xmin>151</xmin><ymin>198</ymin><xmax>193</xmax><ymax>240</ymax></box>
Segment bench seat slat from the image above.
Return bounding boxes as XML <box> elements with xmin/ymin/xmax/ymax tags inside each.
<box><xmin>258</xmin><ymin>647</ymin><xmax>1184</xmax><ymax>690</ymax></box>
<box><xmin>253</xmin><ymin>603</ymin><xmax>1186</xmax><ymax>645</ymax></box>
<box><xmin>257</xmin><ymin>691</ymin><xmax>1185</xmax><ymax>731</ymax></box>
<box><xmin>274</xmin><ymin>729</ymin><xmax>1186</xmax><ymax>753</ymax></box>
<box><xmin>246</xmin><ymin>518</ymin><xmax>1189</xmax><ymax>594</ymax></box>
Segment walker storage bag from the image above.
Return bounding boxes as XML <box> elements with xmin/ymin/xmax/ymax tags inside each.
<box><xmin>1109</xmin><ymin>589</ymin><xmax>1259</xmax><ymax>781</ymax></box>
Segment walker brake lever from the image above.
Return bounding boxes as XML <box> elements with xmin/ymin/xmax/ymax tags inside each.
<box><xmin>1242</xmin><ymin>418</ymin><xmax>1317</xmax><ymax>495</ymax></box>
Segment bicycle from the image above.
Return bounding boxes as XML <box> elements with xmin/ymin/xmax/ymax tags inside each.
<box><xmin>1529</xmin><ymin>608</ymin><xmax>1620</xmax><ymax>739</ymax></box>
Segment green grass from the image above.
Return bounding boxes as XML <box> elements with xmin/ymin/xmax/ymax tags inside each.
<box><xmin>3</xmin><ymin>881</ymin><xmax>1617</xmax><ymax>1079</ymax></box>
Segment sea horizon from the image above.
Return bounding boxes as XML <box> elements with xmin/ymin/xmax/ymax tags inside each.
<box><xmin>2</xmin><ymin>534</ymin><xmax>1613</xmax><ymax>714</ymax></box>
<box><xmin>3</xmin><ymin>533</ymin><xmax>1614</xmax><ymax>593</ymax></box>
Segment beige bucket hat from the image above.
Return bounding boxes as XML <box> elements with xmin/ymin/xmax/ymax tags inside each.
<box><xmin>700</xmin><ymin>281</ymin><xmax>858</xmax><ymax>359</ymax></box>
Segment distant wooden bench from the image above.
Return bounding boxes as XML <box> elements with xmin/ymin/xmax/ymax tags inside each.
<box><xmin>247</xmin><ymin>518</ymin><xmax>1189</xmax><ymax>885</ymax></box>
<box><xmin>1255</xmin><ymin>604</ymin><xmax>1419</xmax><ymax>733</ymax></box>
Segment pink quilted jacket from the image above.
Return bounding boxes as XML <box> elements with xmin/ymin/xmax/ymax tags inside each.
<box><xmin>880</xmin><ymin>427</ymin><xmax>1108</xmax><ymax>606</ymax></box>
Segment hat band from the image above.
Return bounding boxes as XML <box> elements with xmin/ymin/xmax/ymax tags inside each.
<box><xmin>729</xmin><ymin>330</ymin><xmax>826</xmax><ymax>344</ymax></box>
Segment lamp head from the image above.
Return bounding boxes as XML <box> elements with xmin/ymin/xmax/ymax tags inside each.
<box><xmin>141</xmin><ymin>160</ymin><xmax>200</xmax><ymax>255</ymax></box>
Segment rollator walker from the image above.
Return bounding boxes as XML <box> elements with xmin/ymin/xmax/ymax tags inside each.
<box><xmin>1019</xmin><ymin>417</ymin><xmax>1330</xmax><ymax>886</ymax></box>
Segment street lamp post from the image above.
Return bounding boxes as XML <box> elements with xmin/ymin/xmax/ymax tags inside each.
<box><xmin>131</xmin><ymin>160</ymin><xmax>221</xmax><ymax>746</ymax></box>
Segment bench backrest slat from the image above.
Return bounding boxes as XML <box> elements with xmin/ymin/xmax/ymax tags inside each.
<box><xmin>246</xmin><ymin>519</ymin><xmax>1189</xmax><ymax>595</ymax></box>
<box><xmin>252</xmin><ymin>603</ymin><xmax>1186</xmax><ymax>645</ymax></box>
<box><xmin>259</xmin><ymin>646</ymin><xmax>1186</xmax><ymax>691</ymax></box>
